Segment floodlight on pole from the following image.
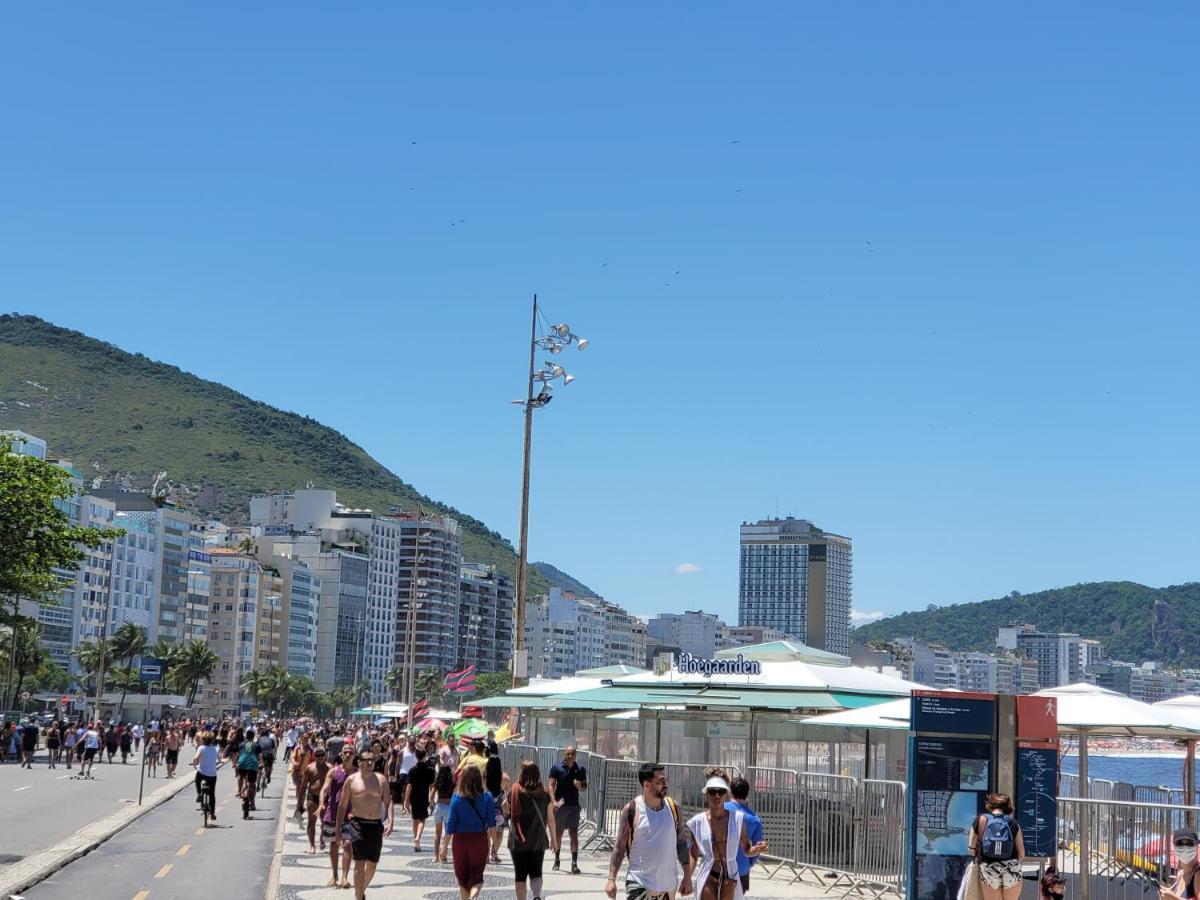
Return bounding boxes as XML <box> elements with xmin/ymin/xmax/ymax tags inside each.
<box><xmin>512</xmin><ymin>295</ymin><xmax>588</xmax><ymax>688</ymax></box>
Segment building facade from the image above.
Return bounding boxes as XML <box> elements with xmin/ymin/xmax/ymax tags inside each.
<box><xmin>523</xmin><ymin>588</ymin><xmax>643</xmax><ymax>678</ymax></box>
<box><xmin>647</xmin><ymin>610</ymin><xmax>728</xmax><ymax>659</ymax></box>
<box><xmin>738</xmin><ymin>517</ymin><xmax>852</xmax><ymax>654</ymax></box>
<box><xmin>458</xmin><ymin>563</ymin><xmax>515</xmax><ymax>674</ymax></box>
<box><xmin>207</xmin><ymin>552</ymin><xmax>261</xmax><ymax>707</ymax></box>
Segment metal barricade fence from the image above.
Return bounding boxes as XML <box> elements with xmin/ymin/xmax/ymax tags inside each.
<box><xmin>501</xmin><ymin>742</ymin><xmax>538</xmax><ymax>779</ymax></box>
<box><xmin>746</xmin><ymin>766</ymin><xmax>802</xmax><ymax>876</ymax></box>
<box><xmin>856</xmin><ymin>780</ymin><xmax>907</xmax><ymax>895</ymax></box>
<box><xmin>536</xmin><ymin>746</ymin><xmax>560</xmax><ymax>788</ymax></box>
<box><xmin>1057</xmin><ymin>796</ymin><xmax>1200</xmax><ymax>900</ymax></box>
<box><xmin>794</xmin><ymin>772</ymin><xmax>860</xmax><ymax>882</ymax></box>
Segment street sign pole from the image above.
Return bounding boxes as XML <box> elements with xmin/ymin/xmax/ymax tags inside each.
<box><xmin>138</xmin><ymin>681</ymin><xmax>155</xmax><ymax>805</ymax></box>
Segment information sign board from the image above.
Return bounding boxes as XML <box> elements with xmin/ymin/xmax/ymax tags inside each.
<box><xmin>1016</xmin><ymin>744</ymin><xmax>1058</xmax><ymax>857</ymax></box>
<box><xmin>912</xmin><ymin>691</ymin><xmax>996</xmax><ymax>736</ymax></box>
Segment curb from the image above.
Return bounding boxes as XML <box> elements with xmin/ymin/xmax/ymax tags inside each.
<box><xmin>264</xmin><ymin>779</ymin><xmax>293</xmax><ymax>899</ymax></box>
<box><xmin>0</xmin><ymin>769</ymin><xmax>196</xmax><ymax>898</ymax></box>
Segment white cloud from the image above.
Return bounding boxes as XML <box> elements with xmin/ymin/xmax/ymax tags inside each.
<box><xmin>674</xmin><ymin>562</ymin><xmax>703</xmax><ymax>576</ymax></box>
<box><xmin>850</xmin><ymin>609</ymin><xmax>885</xmax><ymax>626</ymax></box>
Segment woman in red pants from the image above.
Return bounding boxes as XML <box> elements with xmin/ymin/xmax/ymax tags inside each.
<box><xmin>446</xmin><ymin>765</ymin><xmax>496</xmax><ymax>900</ymax></box>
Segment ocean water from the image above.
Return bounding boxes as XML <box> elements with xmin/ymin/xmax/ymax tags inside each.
<box><xmin>1060</xmin><ymin>754</ymin><xmax>1193</xmax><ymax>789</ymax></box>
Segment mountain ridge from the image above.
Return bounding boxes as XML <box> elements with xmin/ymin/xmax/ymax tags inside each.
<box><xmin>853</xmin><ymin>580</ymin><xmax>1200</xmax><ymax>666</ymax></box>
<box><xmin>0</xmin><ymin>313</ymin><xmax>558</xmax><ymax>593</ymax></box>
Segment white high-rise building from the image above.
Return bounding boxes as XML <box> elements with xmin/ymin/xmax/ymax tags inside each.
<box><xmin>522</xmin><ymin>588</ymin><xmax>642</xmax><ymax>678</ymax></box>
<box><xmin>646</xmin><ymin>610</ymin><xmax>728</xmax><ymax>659</ymax></box>
<box><xmin>738</xmin><ymin>517</ymin><xmax>852</xmax><ymax>655</ymax></box>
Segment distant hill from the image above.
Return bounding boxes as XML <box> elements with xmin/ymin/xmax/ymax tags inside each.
<box><xmin>854</xmin><ymin>581</ymin><xmax>1200</xmax><ymax>666</ymax></box>
<box><xmin>0</xmin><ymin>313</ymin><xmax>565</xmax><ymax>594</ymax></box>
<box><xmin>532</xmin><ymin>562</ymin><xmax>599</xmax><ymax>598</ymax></box>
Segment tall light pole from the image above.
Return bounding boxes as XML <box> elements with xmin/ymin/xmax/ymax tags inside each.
<box><xmin>512</xmin><ymin>294</ymin><xmax>587</xmax><ymax>686</ymax></box>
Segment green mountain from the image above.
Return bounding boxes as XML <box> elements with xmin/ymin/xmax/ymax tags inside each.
<box><xmin>854</xmin><ymin>580</ymin><xmax>1200</xmax><ymax>666</ymax></box>
<box><xmin>532</xmin><ymin>562</ymin><xmax>599</xmax><ymax>598</ymax></box>
<box><xmin>0</xmin><ymin>313</ymin><xmax>555</xmax><ymax>594</ymax></box>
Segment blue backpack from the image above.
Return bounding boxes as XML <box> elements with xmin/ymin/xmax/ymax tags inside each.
<box><xmin>980</xmin><ymin>813</ymin><xmax>1015</xmax><ymax>861</ymax></box>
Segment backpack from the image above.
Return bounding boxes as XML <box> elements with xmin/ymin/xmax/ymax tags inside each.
<box><xmin>237</xmin><ymin>741</ymin><xmax>259</xmax><ymax>769</ymax></box>
<box><xmin>626</xmin><ymin>797</ymin><xmax>687</xmax><ymax>866</ymax></box>
<box><xmin>979</xmin><ymin>813</ymin><xmax>1015</xmax><ymax>861</ymax></box>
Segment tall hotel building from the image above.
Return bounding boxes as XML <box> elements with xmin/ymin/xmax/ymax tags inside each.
<box><xmin>738</xmin><ymin>517</ymin><xmax>852</xmax><ymax>655</ymax></box>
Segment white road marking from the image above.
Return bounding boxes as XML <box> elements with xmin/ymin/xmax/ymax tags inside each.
<box><xmin>14</xmin><ymin>786</ymin><xmax>31</xmax><ymax>792</ymax></box>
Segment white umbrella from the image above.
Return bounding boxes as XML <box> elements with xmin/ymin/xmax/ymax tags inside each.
<box><xmin>1154</xmin><ymin>696</ymin><xmax>1200</xmax><ymax>806</ymax></box>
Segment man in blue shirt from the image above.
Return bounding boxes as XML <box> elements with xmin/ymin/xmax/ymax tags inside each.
<box><xmin>725</xmin><ymin>776</ymin><xmax>764</xmax><ymax>895</ymax></box>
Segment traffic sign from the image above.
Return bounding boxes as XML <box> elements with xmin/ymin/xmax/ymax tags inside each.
<box><xmin>19</xmin><ymin>691</ymin><xmax>30</xmax><ymax>701</ymax></box>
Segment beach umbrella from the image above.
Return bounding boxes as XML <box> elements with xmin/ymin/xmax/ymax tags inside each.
<box><xmin>449</xmin><ymin>717</ymin><xmax>490</xmax><ymax>742</ymax></box>
<box><xmin>414</xmin><ymin>716</ymin><xmax>447</xmax><ymax>733</ymax></box>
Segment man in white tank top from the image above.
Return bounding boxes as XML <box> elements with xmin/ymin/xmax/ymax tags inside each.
<box><xmin>606</xmin><ymin>762</ymin><xmax>694</xmax><ymax>900</ymax></box>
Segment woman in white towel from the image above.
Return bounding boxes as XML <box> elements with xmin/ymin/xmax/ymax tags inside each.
<box><xmin>686</xmin><ymin>770</ymin><xmax>768</xmax><ymax>900</ymax></box>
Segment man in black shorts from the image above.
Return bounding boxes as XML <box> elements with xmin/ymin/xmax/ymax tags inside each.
<box><xmin>548</xmin><ymin>745</ymin><xmax>588</xmax><ymax>874</ymax></box>
<box><xmin>336</xmin><ymin>751</ymin><xmax>392</xmax><ymax>900</ymax></box>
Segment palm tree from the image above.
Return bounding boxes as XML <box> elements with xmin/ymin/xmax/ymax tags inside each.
<box><xmin>73</xmin><ymin>639</ymin><xmax>112</xmax><ymax>695</ymax></box>
<box><xmin>149</xmin><ymin>638</ymin><xmax>184</xmax><ymax>695</ymax></box>
<box><xmin>264</xmin><ymin>667</ymin><xmax>295</xmax><ymax>715</ymax></box>
<box><xmin>415</xmin><ymin>667</ymin><xmax>445</xmax><ymax>706</ymax></box>
<box><xmin>3</xmin><ymin>619</ymin><xmax>49</xmax><ymax>709</ymax></box>
<box><xmin>110</xmin><ymin>621</ymin><xmax>148</xmax><ymax>718</ymax></box>
<box><xmin>384</xmin><ymin>665</ymin><xmax>405</xmax><ymax>702</ymax></box>
<box><xmin>241</xmin><ymin>667</ymin><xmax>268</xmax><ymax>710</ymax></box>
<box><xmin>177</xmin><ymin>639</ymin><xmax>219</xmax><ymax>707</ymax></box>
<box><xmin>351</xmin><ymin>679</ymin><xmax>372</xmax><ymax>708</ymax></box>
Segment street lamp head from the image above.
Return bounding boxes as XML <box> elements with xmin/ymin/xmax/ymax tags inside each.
<box><xmin>548</xmin><ymin>343</ymin><xmax>562</xmax><ymax>354</ymax></box>
<box><xmin>563</xmin><ymin>373</ymin><xmax>576</xmax><ymax>385</ymax></box>
<box><xmin>553</xmin><ymin>322</ymin><xmax>571</xmax><ymax>338</ymax></box>
<box><xmin>549</xmin><ymin>364</ymin><xmax>565</xmax><ymax>379</ymax></box>
<box><xmin>576</xmin><ymin>337</ymin><xmax>589</xmax><ymax>350</ymax></box>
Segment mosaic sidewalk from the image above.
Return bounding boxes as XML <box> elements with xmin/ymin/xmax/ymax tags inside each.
<box><xmin>276</xmin><ymin>809</ymin><xmax>835</xmax><ymax>899</ymax></box>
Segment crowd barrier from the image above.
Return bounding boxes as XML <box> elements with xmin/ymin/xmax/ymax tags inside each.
<box><xmin>500</xmin><ymin>743</ymin><xmax>904</xmax><ymax>897</ymax></box>
<box><xmin>1057</xmin><ymin>796</ymin><xmax>1200</xmax><ymax>900</ymax></box>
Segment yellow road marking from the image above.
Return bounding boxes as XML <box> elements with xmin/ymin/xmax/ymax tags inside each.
<box><xmin>133</xmin><ymin>892</ymin><xmax>150</xmax><ymax>900</ymax></box>
<box><xmin>154</xmin><ymin>864</ymin><xmax>174</xmax><ymax>878</ymax></box>
<box><xmin>195</xmin><ymin>826</ymin><xmax>205</xmax><ymax>836</ymax></box>
<box><xmin>177</xmin><ymin>844</ymin><xmax>190</xmax><ymax>857</ymax></box>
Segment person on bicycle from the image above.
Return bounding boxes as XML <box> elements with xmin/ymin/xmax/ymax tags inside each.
<box><xmin>236</xmin><ymin>728</ymin><xmax>262</xmax><ymax>818</ymax></box>
<box><xmin>192</xmin><ymin>731</ymin><xmax>219</xmax><ymax>822</ymax></box>
<box><xmin>257</xmin><ymin>728</ymin><xmax>278</xmax><ymax>791</ymax></box>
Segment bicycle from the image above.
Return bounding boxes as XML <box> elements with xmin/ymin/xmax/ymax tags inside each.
<box><xmin>199</xmin><ymin>776</ymin><xmax>216</xmax><ymax>828</ymax></box>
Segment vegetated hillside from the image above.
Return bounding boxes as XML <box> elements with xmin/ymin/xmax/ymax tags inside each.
<box><xmin>532</xmin><ymin>562</ymin><xmax>599</xmax><ymax>598</ymax></box>
<box><xmin>853</xmin><ymin>581</ymin><xmax>1200</xmax><ymax>666</ymax></box>
<box><xmin>0</xmin><ymin>314</ymin><xmax>553</xmax><ymax>593</ymax></box>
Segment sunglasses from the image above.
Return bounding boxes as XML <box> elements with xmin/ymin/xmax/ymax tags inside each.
<box><xmin>706</xmin><ymin>788</ymin><xmax>728</xmax><ymax>796</ymax></box>
<box><xmin>1176</xmin><ymin>841</ymin><xmax>1197</xmax><ymax>848</ymax></box>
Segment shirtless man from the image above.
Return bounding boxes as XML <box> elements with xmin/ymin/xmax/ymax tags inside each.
<box><xmin>336</xmin><ymin>750</ymin><xmax>393</xmax><ymax>900</ymax></box>
<box><xmin>299</xmin><ymin>746</ymin><xmax>331</xmax><ymax>853</ymax></box>
<box><xmin>164</xmin><ymin>727</ymin><xmax>181</xmax><ymax>778</ymax></box>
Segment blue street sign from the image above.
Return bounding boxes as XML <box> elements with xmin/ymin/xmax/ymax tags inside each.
<box><xmin>139</xmin><ymin>657</ymin><xmax>166</xmax><ymax>683</ymax></box>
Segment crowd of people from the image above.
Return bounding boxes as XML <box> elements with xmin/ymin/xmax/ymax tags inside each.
<box><xmin>5</xmin><ymin>711</ymin><xmax>779</xmax><ymax>900</ymax></box>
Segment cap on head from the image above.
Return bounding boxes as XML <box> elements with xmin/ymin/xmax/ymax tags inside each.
<box><xmin>1175</xmin><ymin>827</ymin><xmax>1199</xmax><ymax>844</ymax></box>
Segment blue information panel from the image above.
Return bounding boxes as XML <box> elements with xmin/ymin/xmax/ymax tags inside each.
<box><xmin>1016</xmin><ymin>745</ymin><xmax>1058</xmax><ymax>858</ymax></box>
<box><xmin>908</xmin><ymin>692</ymin><xmax>997</xmax><ymax>900</ymax></box>
<box><xmin>909</xmin><ymin>738</ymin><xmax>994</xmax><ymax>900</ymax></box>
<box><xmin>912</xmin><ymin>692</ymin><xmax>996</xmax><ymax>737</ymax></box>
<box><xmin>139</xmin><ymin>656</ymin><xmax>166</xmax><ymax>683</ymax></box>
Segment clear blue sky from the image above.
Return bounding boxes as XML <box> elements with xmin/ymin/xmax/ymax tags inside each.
<box><xmin>3</xmin><ymin>5</ymin><xmax>1198</xmax><ymax>627</ymax></box>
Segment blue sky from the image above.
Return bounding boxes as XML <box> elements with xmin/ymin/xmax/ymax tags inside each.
<box><xmin>2</xmin><ymin>4</ymin><xmax>1197</xmax><ymax>627</ymax></box>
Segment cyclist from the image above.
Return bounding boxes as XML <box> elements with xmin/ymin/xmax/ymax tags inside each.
<box><xmin>257</xmin><ymin>727</ymin><xmax>278</xmax><ymax>791</ymax></box>
<box><xmin>192</xmin><ymin>731</ymin><xmax>219</xmax><ymax>821</ymax></box>
<box><xmin>236</xmin><ymin>728</ymin><xmax>262</xmax><ymax>818</ymax></box>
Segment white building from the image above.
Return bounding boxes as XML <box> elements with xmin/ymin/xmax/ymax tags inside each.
<box><xmin>459</xmin><ymin>563</ymin><xmax>514</xmax><ymax>674</ymax></box>
<box><xmin>646</xmin><ymin>610</ymin><xmax>728</xmax><ymax>659</ymax></box>
<box><xmin>523</xmin><ymin>588</ymin><xmax>642</xmax><ymax>678</ymax></box>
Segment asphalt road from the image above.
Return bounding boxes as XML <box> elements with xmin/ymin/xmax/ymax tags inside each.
<box><xmin>0</xmin><ymin>746</ymin><xmax>171</xmax><ymax>874</ymax></box>
<box><xmin>22</xmin><ymin>765</ymin><xmax>280</xmax><ymax>900</ymax></box>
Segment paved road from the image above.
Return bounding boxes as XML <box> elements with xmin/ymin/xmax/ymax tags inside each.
<box><xmin>0</xmin><ymin>747</ymin><xmax>170</xmax><ymax>874</ymax></box>
<box><xmin>23</xmin><ymin>765</ymin><xmax>280</xmax><ymax>900</ymax></box>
